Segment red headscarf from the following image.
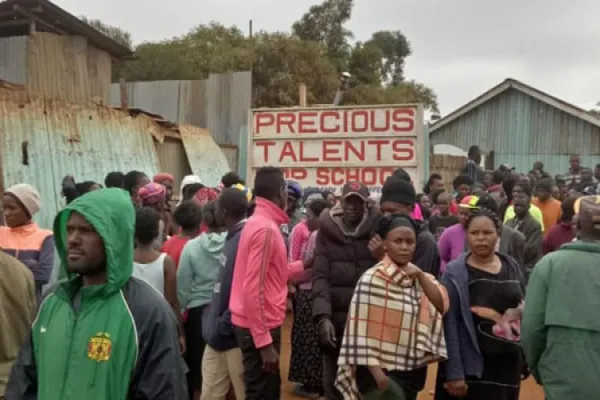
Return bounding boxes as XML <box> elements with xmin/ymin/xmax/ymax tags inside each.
<box><xmin>138</xmin><ymin>182</ymin><xmax>166</xmax><ymax>206</ymax></box>
<box><xmin>153</xmin><ymin>172</ymin><xmax>174</xmax><ymax>183</ymax></box>
<box><xmin>194</xmin><ymin>188</ymin><xmax>219</xmax><ymax>206</ymax></box>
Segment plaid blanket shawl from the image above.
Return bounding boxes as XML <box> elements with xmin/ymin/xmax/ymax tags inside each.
<box><xmin>335</xmin><ymin>257</ymin><xmax>448</xmax><ymax>399</ymax></box>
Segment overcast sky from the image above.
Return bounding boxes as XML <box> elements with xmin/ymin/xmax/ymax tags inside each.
<box><xmin>56</xmin><ymin>0</ymin><xmax>600</xmax><ymax>115</ymax></box>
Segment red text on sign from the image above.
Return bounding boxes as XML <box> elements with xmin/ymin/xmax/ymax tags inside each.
<box><xmin>254</xmin><ymin>108</ymin><xmax>415</xmax><ymax>135</ymax></box>
<box><xmin>254</xmin><ymin>139</ymin><xmax>415</xmax><ymax>164</ymax></box>
<box><xmin>281</xmin><ymin>167</ymin><xmax>396</xmax><ymax>186</ymax></box>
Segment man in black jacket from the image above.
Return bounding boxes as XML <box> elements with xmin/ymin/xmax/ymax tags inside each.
<box><xmin>312</xmin><ymin>182</ymin><xmax>379</xmax><ymax>400</ymax></box>
<box><xmin>369</xmin><ymin>175</ymin><xmax>441</xmax><ymax>277</ymax></box>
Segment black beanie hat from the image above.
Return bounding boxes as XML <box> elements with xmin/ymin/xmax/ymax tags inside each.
<box><xmin>380</xmin><ymin>176</ymin><xmax>416</xmax><ymax>206</ymax></box>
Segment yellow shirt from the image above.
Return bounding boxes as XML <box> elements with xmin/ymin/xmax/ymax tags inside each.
<box><xmin>503</xmin><ymin>203</ymin><xmax>545</xmax><ymax>232</ymax></box>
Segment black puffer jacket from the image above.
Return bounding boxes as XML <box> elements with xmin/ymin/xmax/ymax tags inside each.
<box><xmin>312</xmin><ymin>204</ymin><xmax>379</xmax><ymax>339</ymax></box>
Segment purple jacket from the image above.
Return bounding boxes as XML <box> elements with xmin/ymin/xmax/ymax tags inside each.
<box><xmin>437</xmin><ymin>224</ymin><xmax>466</xmax><ymax>273</ymax></box>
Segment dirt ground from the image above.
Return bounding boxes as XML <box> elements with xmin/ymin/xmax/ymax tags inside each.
<box><xmin>279</xmin><ymin>315</ymin><xmax>544</xmax><ymax>400</ymax></box>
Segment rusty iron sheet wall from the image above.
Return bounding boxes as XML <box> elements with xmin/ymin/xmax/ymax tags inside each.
<box><xmin>0</xmin><ymin>93</ymin><xmax>161</xmax><ymax>229</ymax></box>
<box><xmin>109</xmin><ymin>71</ymin><xmax>251</xmax><ymax>147</ymax></box>
<box><xmin>179</xmin><ymin>125</ymin><xmax>230</xmax><ymax>187</ymax></box>
<box><xmin>154</xmin><ymin>137</ymin><xmax>192</xmax><ymax>187</ymax></box>
<box><xmin>0</xmin><ymin>36</ymin><xmax>27</xmax><ymax>84</ymax></box>
<box><xmin>27</xmin><ymin>33</ymin><xmax>112</xmax><ymax>104</ymax></box>
<box><xmin>430</xmin><ymin>89</ymin><xmax>600</xmax><ymax>174</ymax></box>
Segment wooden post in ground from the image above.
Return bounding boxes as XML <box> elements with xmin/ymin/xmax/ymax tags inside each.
<box><xmin>299</xmin><ymin>83</ymin><xmax>307</xmax><ymax>107</ymax></box>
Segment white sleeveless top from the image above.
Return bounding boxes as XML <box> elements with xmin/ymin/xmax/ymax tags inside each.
<box><xmin>133</xmin><ymin>253</ymin><xmax>166</xmax><ymax>296</ymax></box>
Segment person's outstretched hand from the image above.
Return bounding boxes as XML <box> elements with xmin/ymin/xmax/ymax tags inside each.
<box><xmin>318</xmin><ymin>318</ymin><xmax>337</xmax><ymax>348</ymax></box>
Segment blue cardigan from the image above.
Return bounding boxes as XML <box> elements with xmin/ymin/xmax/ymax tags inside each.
<box><xmin>439</xmin><ymin>252</ymin><xmax>524</xmax><ymax>381</ymax></box>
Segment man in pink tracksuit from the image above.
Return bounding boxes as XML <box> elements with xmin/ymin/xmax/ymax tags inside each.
<box><xmin>229</xmin><ymin>166</ymin><xmax>308</xmax><ymax>400</ymax></box>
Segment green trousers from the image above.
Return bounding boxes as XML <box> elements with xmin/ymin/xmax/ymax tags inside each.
<box><xmin>361</xmin><ymin>379</ymin><xmax>417</xmax><ymax>400</ymax></box>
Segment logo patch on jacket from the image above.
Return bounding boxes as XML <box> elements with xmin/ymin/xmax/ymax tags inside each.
<box><xmin>87</xmin><ymin>332</ymin><xmax>112</xmax><ymax>362</ymax></box>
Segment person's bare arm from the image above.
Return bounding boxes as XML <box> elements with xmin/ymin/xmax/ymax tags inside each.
<box><xmin>163</xmin><ymin>255</ymin><xmax>185</xmax><ymax>352</ymax></box>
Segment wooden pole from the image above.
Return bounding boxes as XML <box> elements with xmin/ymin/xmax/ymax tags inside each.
<box><xmin>299</xmin><ymin>83</ymin><xmax>307</xmax><ymax>107</ymax></box>
<box><xmin>119</xmin><ymin>78</ymin><xmax>128</xmax><ymax>109</ymax></box>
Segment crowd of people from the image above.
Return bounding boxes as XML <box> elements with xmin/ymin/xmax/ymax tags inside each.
<box><xmin>1</xmin><ymin>145</ymin><xmax>599</xmax><ymax>400</ymax></box>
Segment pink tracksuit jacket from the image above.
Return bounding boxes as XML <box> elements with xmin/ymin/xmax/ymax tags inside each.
<box><xmin>229</xmin><ymin>197</ymin><xmax>304</xmax><ymax>348</ymax></box>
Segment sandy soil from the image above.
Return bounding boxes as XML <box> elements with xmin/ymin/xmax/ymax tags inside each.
<box><xmin>278</xmin><ymin>315</ymin><xmax>544</xmax><ymax>400</ymax></box>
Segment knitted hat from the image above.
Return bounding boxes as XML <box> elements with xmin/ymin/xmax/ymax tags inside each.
<box><xmin>232</xmin><ymin>183</ymin><xmax>253</xmax><ymax>203</ymax></box>
<box><xmin>6</xmin><ymin>183</ymin><xmax>42</xmax><ymax>217</ymax></box>
<box><xmin>380</xmin><ymin>177</ymin><xmax>416</xmax><ymax>206</ymax></box>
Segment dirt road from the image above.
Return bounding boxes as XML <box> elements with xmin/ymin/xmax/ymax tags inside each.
<box><xmin>279</xmin><ymin>315</ymin><xmax>544</xmax><ymax>400</ymax></box>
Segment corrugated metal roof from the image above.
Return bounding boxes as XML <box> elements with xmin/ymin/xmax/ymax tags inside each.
<box><xmin>429</xmin><ymin>89</ymin><xmax>600</xmax><ymax>176</ymax></box>
<box><xmin>0</xmin><ymin>0</ymin><xmax>133</xmax><ymax>58</ymax></box>
<box><xmin>179</xmin><ymin>125</ymin><xmax>230</xmax><ymax>187</ymax></box>
<box><xmin>0</xmin><ymin>36</ymin><xmax>26</xmax><ymax>84</ymax></box>
<box><xmin>0</xmin><ymin>89</ymin><xmax>162</xmax><ymax>229</ymax></box>
<box><xmin>430</xmin><ymin>78</ymin><xmax>600</xmax><ymax>133</ymax></box>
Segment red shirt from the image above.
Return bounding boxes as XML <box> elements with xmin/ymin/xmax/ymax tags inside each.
<box><xmin>543</xmin><ymin>221</ymin><xmax>574</xmax><ymax>255</ymax></box>
<box><xmin>161</xmin><ymin>235</ymin><xmax>192</xmax><ymax>269</ymax></box>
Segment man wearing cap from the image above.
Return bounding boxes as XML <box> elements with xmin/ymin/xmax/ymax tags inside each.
<box><xmin>522</xmin><ymin>195</ymin><xmax>600</xmax><ymax>399</ymax></box>
<box><xmin>312</xmin><ymin>181</ymin><xmax>379</xmax><ymax>399</ymax></box>
<box><xmin>0</xmin><ymin>184</ymin><xmax>54</xmax><ymax>300</ymax></box>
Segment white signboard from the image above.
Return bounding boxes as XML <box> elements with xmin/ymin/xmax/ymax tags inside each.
<box><xmin>248</xmin><ymin>105</ymin><xmax>425</xmax><ymax>194</ymax></box>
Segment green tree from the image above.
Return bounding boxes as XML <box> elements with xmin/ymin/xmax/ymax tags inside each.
<box><xmin>292</xmin><ymin>0</ymin><xmax>353</xmax><ymax>70</ymax></box>
<box><xmin>79</xmin><ymin>16</ymin><xmax>133</xmax><ymax>49</ymax></box>
<box><xmin>347</xmin><ymin>43</ymin><xmax>384</xmax><ymax>86</ymax></box>
<box><xmin>86</xmin><ymin>3</ymin><xmax>440</xmax><ymax>112</ymax></box>
<box><xmin>251</xmin><ymin>32</ymin><xmax>339</xmax><ymax>107</ymax></box>
<box><xmin>366</xmin><ymin>30</ymin><xmax>411</xmax><ymax>84</ymax></box>
<box><xmin>117</xmin><ymin>22</ymin><xmax>251</xmax><ymax>81</ymax></box>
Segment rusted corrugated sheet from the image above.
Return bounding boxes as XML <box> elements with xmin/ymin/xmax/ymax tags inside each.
<box><xmin>27</xmin><ymin>33</ymin><xmax>112</xmax><ymax>104</ymax></box>
<box><xmin>0</xmin><ymin>36</ymin><xmax>27</xmax><ymax>84</ymax></box>
<box><xmin>429</xmin><ymin>89</ymin><xmax>600</xmax><ymax>174</ymax></box>
<box><xmin>219</xmin><ymin>144</ymin><xmax>239</xmax><ymax>172</ymax></box>
<box><xmin>154</xmin><ymin>137</ymin><xmax>192</xmax><ymax>186</ymax></box>
<box><xmin>109</xmin><ymin>72</ymin><xmax>251</xmax><ymax>146</ymax></box>
<box><xmin>179</xmin><ymin>125</ymin><xmax>230</xmax><ymax>187</ymax></box>
<box><xmin>86</xmin><ymin>45</ymin><xmax>112</xmax><ymax>102</ymax></box>
<box><xmin>0</xmin><ymin>92</ymin><xmax>161</xmax><ymax>229</ymax></box>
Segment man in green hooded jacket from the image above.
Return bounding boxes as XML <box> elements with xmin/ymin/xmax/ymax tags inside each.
<box><xmin>5</xmin><ymin>188</ymin><xmax>187</xmax><ymax>399</ymax></box>
<box><xmin>522</xmin><ymin>195</ymin><xmax>600</xmax><ymax>399</ymax></box>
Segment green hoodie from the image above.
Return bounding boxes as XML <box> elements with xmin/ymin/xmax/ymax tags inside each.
<box><xmin>5</xmin><ymin>188</ymin><xmax>188</xmax><ymax>400</ymax></box>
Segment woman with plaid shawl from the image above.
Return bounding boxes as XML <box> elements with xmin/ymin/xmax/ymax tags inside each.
<box><xmin>335</xmin><ymin>214</ymin><xmax>449</xmax><ymax>400</ymax></box>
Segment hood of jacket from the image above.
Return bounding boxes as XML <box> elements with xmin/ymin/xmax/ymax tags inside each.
<box><xmin>197</xmin><ymin>231</ymin><xmax>227</xmax><ymax>256</ymax></box>
<box><xmin>53</xmin><ymin>188</ymin><xmax>135</xmax><ymax>297</ymax></box>
<box><xmin>320</xmin><ymin>203</ymin><xmax>379</xmax><ymax>242</ymax></box>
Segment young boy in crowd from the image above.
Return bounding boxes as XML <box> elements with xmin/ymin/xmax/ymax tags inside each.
<box><xmin>429</xmin><ymin>192</ymin><xmax>460</xmax><ymax>241</ymax></box>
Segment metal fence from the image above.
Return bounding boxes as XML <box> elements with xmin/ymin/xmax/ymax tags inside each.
<box><xmin>109</xmin><ymin>71</ymin><xmax>252</xmax><ymax>148</ymax></box>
